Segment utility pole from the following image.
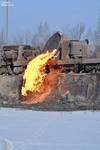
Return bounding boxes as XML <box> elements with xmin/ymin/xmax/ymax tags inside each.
<box><xmin>6</xmin><ymin>0</ymin><xmax>8</xmax><ymax>44</ymax></box>
<box><xmin>0</xmin><ymin>0</ymin><xmax>14</xmax><ymax>44</ymax></box>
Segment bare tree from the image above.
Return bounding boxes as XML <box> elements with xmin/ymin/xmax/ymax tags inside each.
<box><xmin>31</xmin><ymin>22</ymin><xmax>51</xmax><ymax>49</ymax></box>
<box><xmin>63</xmin><ymin>23</ymin><xmax>86</xmax><ymax>40</ymax></box>
<box><xmin>94</xmin><ymin>15</ymin><xmax>100</xmax><ymax>46</ymax></box>
<box><xmin>13</xmin><ymin>33</ymin><xmax>24</xmax><ymax>45</ymax></box>
<box><xmin>0</xmin><ymin>29</ymin><xmax>5</xmax><ymax>47</ymax></box>
<box><xmin>71</xmin><ymin>24</ymin><xmax>85</xmax><ymax>39</ymax></box>
<box><xmin>92</xmin><ymin>14</ymin><xmax>100</xmax><ymax>58</ymax></box>
<box><xmin>23</xmin><ymin>31</ymin><xmax>33</xmax><ymax>45</ymax></box>
<box><xmin>13</xmin><ymin>31</ymin><xmax>33</xmax><ymax>45</ymax></box>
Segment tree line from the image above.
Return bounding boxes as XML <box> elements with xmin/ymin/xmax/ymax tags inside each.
<box><xmin>0</xmin><ymin>17</ymin><xmax>100</xmax><ymax>52</ymax></box>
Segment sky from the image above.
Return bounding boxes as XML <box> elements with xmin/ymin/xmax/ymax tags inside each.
<box><xmin>0</xmin><ymin>0</ymin><xmax>100</xmax><ymax>39</ymax></box>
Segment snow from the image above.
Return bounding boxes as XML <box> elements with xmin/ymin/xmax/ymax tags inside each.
<box><xmin>0</xmin><ymin>108</ymin><xmax>100</xmax><ymax>150</ymax></box>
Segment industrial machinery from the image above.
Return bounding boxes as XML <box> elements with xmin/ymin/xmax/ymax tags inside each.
<box><xmin>43</xmin><ymin>32</ymin><xmax>100</xmax><ymax>73</ymax></box>
<box><xmin>0</xmin><ymin>32</ymin><xmax>100</xmax><ymax>75</ymax></box>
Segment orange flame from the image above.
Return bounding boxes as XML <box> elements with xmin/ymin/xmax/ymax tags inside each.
<box><xmin>21</xmin><ymin>49</ymin><xmax>57</xmax><ymax>101</ymax></box>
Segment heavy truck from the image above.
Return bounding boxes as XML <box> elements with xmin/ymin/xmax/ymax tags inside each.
<box><xmin>0</xmin><ymin>32</ymin><xmax>100</xmax><ymax>75</ymax></box>
<box><xmin>43</xmin><ymin>32</ymin><xmax>100</xmax><ymax>73</ymax></box>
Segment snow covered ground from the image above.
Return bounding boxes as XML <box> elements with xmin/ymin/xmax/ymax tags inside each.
<box><xmin>0</xmin><ymin>108</ymin><xmax>100</xmax><ymax>150</ymax></box>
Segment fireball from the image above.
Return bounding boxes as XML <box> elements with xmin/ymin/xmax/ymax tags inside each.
<box><xmin>21</xmin><ymin>49</ymin><xmax>59</xmax><ymax>104</ymax></box>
